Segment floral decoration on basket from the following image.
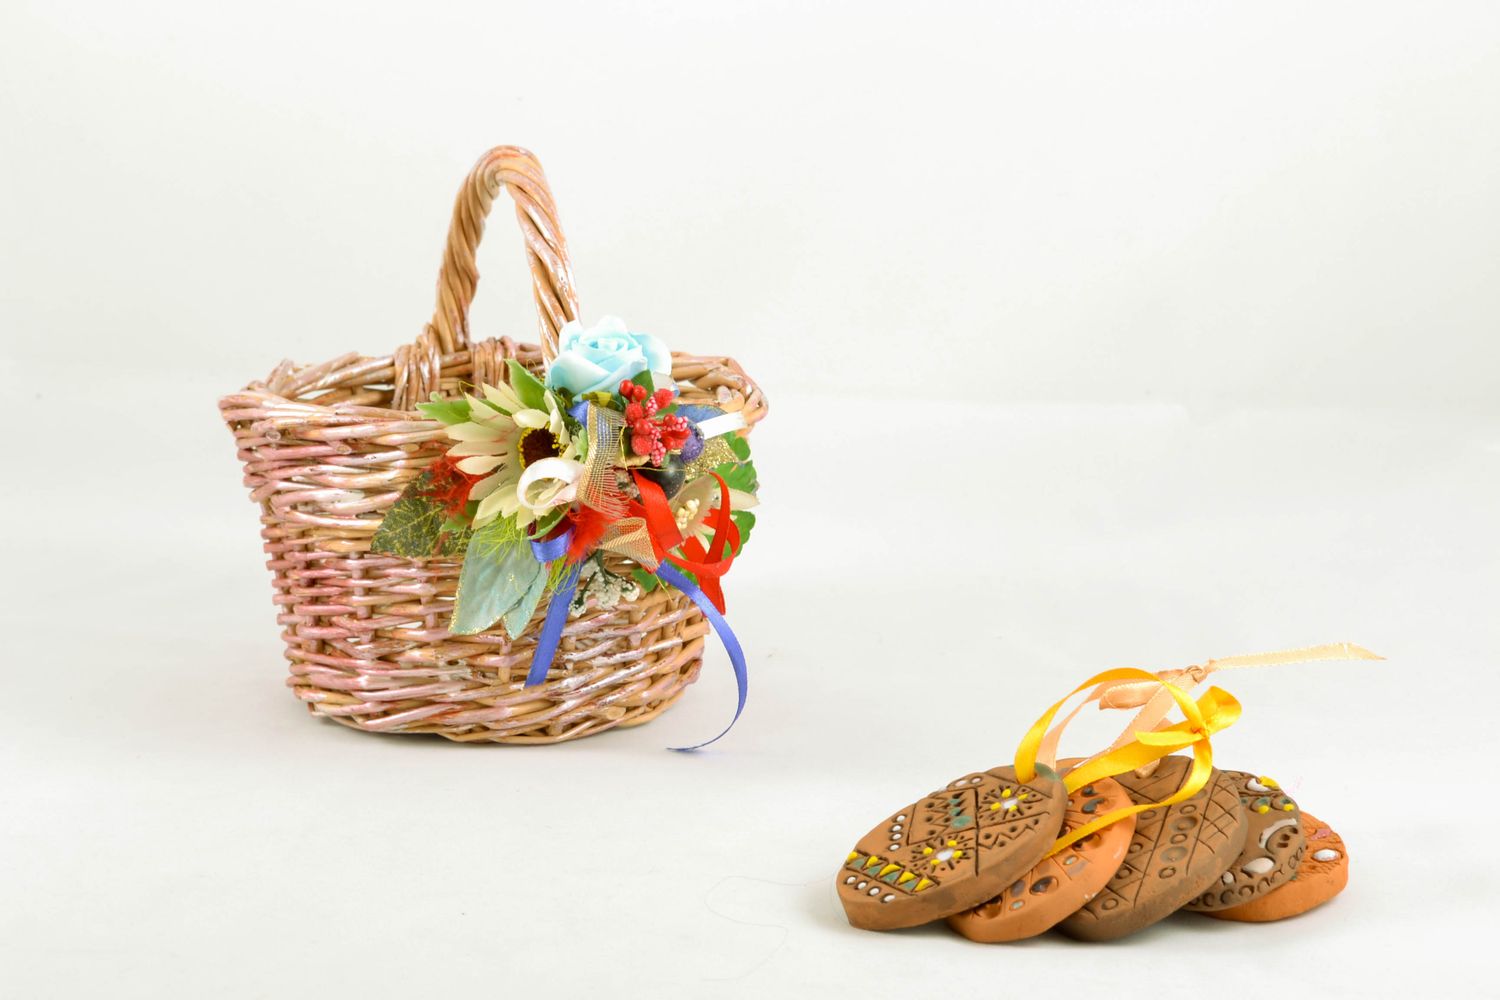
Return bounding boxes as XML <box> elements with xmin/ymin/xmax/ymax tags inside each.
<box><xmin>219</xmin><ymin>146</ymin><xmax>766</xmax><ymax>746</ymax></box>
<box><xmin>372</xmin><ymin>316</ymin><xmax>759</xmax><ymax>745</ymax></box>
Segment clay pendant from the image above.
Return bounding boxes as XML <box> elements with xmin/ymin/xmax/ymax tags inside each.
<box><xmin>1058</xmin><ymin>755</ymin><xmax>1248</xmax><ymax>941</ymax></box>
<box><xmin>1205</xmin><ymin>811</ymin><xmax>1348</xmax><ymax>922</ymax></box>
<box><xmin>947</xmin><ymin>772</ymin><xmax>1135</xmax><ymax>942</ymax></box>
<box><xmin>1183</xmin><ymin>770</ymin><xmax>1304</xmax><ymax>911</ymax></box>
<box><xmin>837</xmin><ymin>765</ymin><xmax>1066</xmax><ymax>930</ymax></box>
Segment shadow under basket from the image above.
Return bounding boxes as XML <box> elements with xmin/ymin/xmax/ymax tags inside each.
<box><xmin>219</xmin><ymin>146</ymin><xmax>767</xmax><ymax>744</ymax></box>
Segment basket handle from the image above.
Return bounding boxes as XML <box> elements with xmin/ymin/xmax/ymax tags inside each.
<box><xmin>423</xmin><ymin>146</ymin><xmax>580</xmax><ymax>361</ymax></box>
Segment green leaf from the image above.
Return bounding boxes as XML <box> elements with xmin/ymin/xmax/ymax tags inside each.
<box><xmin>628</xmin><ymin>369</ymin><xmax>655</xmax><ymax>395</ymax></box>
<box><xmin>528</xmin><ymin>507</ymin><xmax>567</xmax><ymax>540</ymax></box>
<box><xmin>666</xmin><ymin>563</ymin><xmax>701</xmax><ymax>589</ymax></box>
<box><xmin>507</xmin><ymin>359</ymin><xmax>547</xmax><ymax>411</ymax></box>
<box><xmin>631</xmin><ymin>568</ymin><xmax>661</xmax><ymax>593</ymax></box>
<box><xmin>501</xmin><ymin>561</ymin><xmax>551</xmax><ymax>639</ymax></box>
<box><xmin>706</xmin><ymin>433</ymin><xmax>758</xmax><ymax>494</ymax></box>
<box><xmin>435</xmin><ymin>520</ymin><xmax>473</xmax><ymax>557</ymax></box>
<box><xmin>371</xmin><ymin>474</ymin><xmax>449</xmax><ymax>557</ymax></box>
<box><xmin>713</xmin><ymin>454</ymin><xmax>759</xmax><ymax>495</ymax></box>
<box><xmin>451</xmin><ymin>520</ymin><xmax>546</xmax><ymax>635</ymax></box>
<box><xmin>416</xmin><ymin>395</ymin><xmax>472</xmax><ymax>425</ymax></box>
<box><xmin>730</xmin><ymin>510</ymin><xmax>755</xmax><ymax>553</ymax></box>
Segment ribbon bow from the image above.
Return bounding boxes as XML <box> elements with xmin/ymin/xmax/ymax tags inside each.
<box><xmin>522</xmin><ymin>410</ymin><xmax>749</xmax><ymax>751</ymax></box>
<box><xmin>1133</xmin><ymin>686</ymin><xmax>1242</xmax><ymax>749</ymax></box>
<box><xmin>1015</xmin><ymin>668</ymin><xmax>1240</xmax><ymax>856</ymax></box>
<box><xmin>1015</xmin><ymin>643</ymin><xmax>1379</xmax><ymax>856</ymax></box>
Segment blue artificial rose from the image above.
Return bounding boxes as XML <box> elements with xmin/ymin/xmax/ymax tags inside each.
<box><xmin>544</xmin><ymin>316</ymin><xmax>673</xmax><ymax>397</ymax></box>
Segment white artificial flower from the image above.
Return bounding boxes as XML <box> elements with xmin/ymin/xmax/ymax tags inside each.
<box><xmin>448</xmin><ymin>386</ymin><xmax>581</xmax><ymax>527</ymax></box>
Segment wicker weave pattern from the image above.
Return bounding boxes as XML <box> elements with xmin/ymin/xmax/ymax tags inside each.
<box><xmin>220</xmin><ymin>147</ymin><xmax>767</xmax><ymax>743</ymax></box>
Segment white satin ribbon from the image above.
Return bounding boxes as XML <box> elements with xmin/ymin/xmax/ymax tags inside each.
<box><xmin>517</xmin><ymin>457</ymin><xmax>586</xmax><ymax>513</ymax></box>
<box><xmin>696</xmin><ymin>411</ymin><xmax>746</xmax><ymax>439</ymax></box>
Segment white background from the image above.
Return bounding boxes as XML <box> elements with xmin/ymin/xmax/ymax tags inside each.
<box><xmin>3</xmin><ymin>2</ymin><xmax>1497</xmax><ymax>998</ymax></box>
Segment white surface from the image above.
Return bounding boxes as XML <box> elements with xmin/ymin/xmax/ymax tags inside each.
<box><xmin>3</xmin><ymin>3</ymin><xmax>1498</xmax><ymax>998</ymax></box>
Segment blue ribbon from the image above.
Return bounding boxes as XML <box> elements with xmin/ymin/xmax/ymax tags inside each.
<box><xmin>524</xmin><ymin>529</ymin><xmax>747</xmax><ymax>749</ymax></box>
<box><xmin>525</xmin><ymin>530</ymin><xmax>580</xmax><ymax>687</ymax></box>
<box><xmin>654</xmin><ymin>562</ymin><xmax>748</xmax><ymax>752</ymax></box>
<box><xmin>530</xmin><ymin>529</ymin><xmax>573</xmax><ymax>563</ymax></box>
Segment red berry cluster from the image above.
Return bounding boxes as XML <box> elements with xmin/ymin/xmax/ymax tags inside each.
<box><xmin>620</xmin><ymin>379</ymin><xmax>690</xmax><ymax>466</ymax></box>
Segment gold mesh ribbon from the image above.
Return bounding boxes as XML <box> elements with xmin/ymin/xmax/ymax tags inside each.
<box><xmin>597</xmin><ymin>517</ymin><xmax>659</xmax><ymax>570</ymax></box>
<box><xmin>576</xmin><ymin>403</ymin><xmax>629</xmax><ymax>518</ymax></box>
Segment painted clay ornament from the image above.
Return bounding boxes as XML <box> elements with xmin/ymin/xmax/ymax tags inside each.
<box><xmin>1183</xmin><ymin>770</ymin><xmax>1304</xmax><ymax>911</ymax></box>
<box><xmin>837</xmin><ymin>765</ymin><xmax>1067</xmax><ymax>931</ymax></box>
<box><xmin>1205</xmin><ymin>811</ymin><xmax>1348</xmax><ymax>922</ymax></box>
<box><xmin>947</xmin><ymin>771</ymin><xmax>1136</xmax><ymax>943</ymax></box>
<box><xmin>1058</xmin><ymin>755</ymin><xmax>1249</xmax><ymax>941</ymax></box>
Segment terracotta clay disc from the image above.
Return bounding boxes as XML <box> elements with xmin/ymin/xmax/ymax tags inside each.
<box><xmin>1205</xmin><ymin>811</ymin><xmax>1348</xmax><ymax>922</ymax></box>
<box><xmin>946</xmin><ymin>772</ymin><xmax>1135</xmax><ymax>942</ymax></box>
<box><xmin>837</xmin><ymin>765</ymin><xmax>1067</xmax><ymax>931</ymax></box>
<box><xmin>1184</xmin><ymin>770</ymin><xmax>1304</xmax><ymax>911</ymax></box>
<box><xmin>1058</xmin><ymin>755</ymin><xmax>1249</xmax><ymax>941</ymax></box>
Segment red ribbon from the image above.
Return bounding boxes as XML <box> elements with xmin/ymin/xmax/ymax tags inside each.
<box><xmin>631</xmin><ymin>471</ymin><xmax>740</xmax><ymax>614</ymax></box>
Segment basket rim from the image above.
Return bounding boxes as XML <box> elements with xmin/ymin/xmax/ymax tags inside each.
<box><xmin>220</xmin><ymin>340</ymin><xmax>767</xmax><ymax>428</ymax></box>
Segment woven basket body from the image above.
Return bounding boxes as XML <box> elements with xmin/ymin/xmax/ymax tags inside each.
<box><xmin>220</xmin><ymin>147</ymin><xmax>766</xmax><ymax>743</ymax></box>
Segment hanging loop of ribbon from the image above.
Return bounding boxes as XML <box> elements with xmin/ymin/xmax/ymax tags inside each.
<box><xmin>1081</xmin><ymin>642</ymin><xmax>1381</xmax><ymax>766</ymax></box>
<box><xmin>1017</xmin><ymin>643</ymin><xmax>1380</xmax><ymax>857</ymax></box>
<box><xmin>1014</xmin><ymin>669</ymin><xmax>1241</xmax><ymax>857</ymax></box>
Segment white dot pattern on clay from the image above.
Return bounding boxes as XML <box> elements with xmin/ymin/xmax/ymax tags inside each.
<box><xmin>1184</xmin><ymin>770</ymin><xmax>1304</xmax><ymax>912</ymax></box>
<box><xmin>1202</xmin><ymin>810</ymin><xmax>1348</xmax><ymax>924</ymax></box>
<box><xmin>838</xmin><ymin>766</ymin><xmax>1067</xmax><ymax>931</ymax></box>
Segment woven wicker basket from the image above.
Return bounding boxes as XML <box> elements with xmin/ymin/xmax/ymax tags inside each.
<box><xmin>220</xmin><ymin>146</ymin><xmax>767</xmax><ymax>744</ymax></box>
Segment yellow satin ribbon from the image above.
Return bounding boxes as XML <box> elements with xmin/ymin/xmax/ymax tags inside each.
<box><xmin>1015</xmin><ymin>643</ymin><xmax>1381</xmax><ymax>857</ymax></box>
<box><xmin>1014</xmin><ymin>669</ymin><xmax>1241</xmax><ymax>857</ymax></box>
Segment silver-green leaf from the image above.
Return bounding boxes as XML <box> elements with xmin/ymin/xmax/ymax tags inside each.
<box><xmin>501</xmin><ymin>562</ymin><xmax>551</xmax><ymax>639</ymax></box>
<box><xmin>450</xmin><ymin>521</ymin><xmax>545</xmax><ymax>635</ymax></box>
